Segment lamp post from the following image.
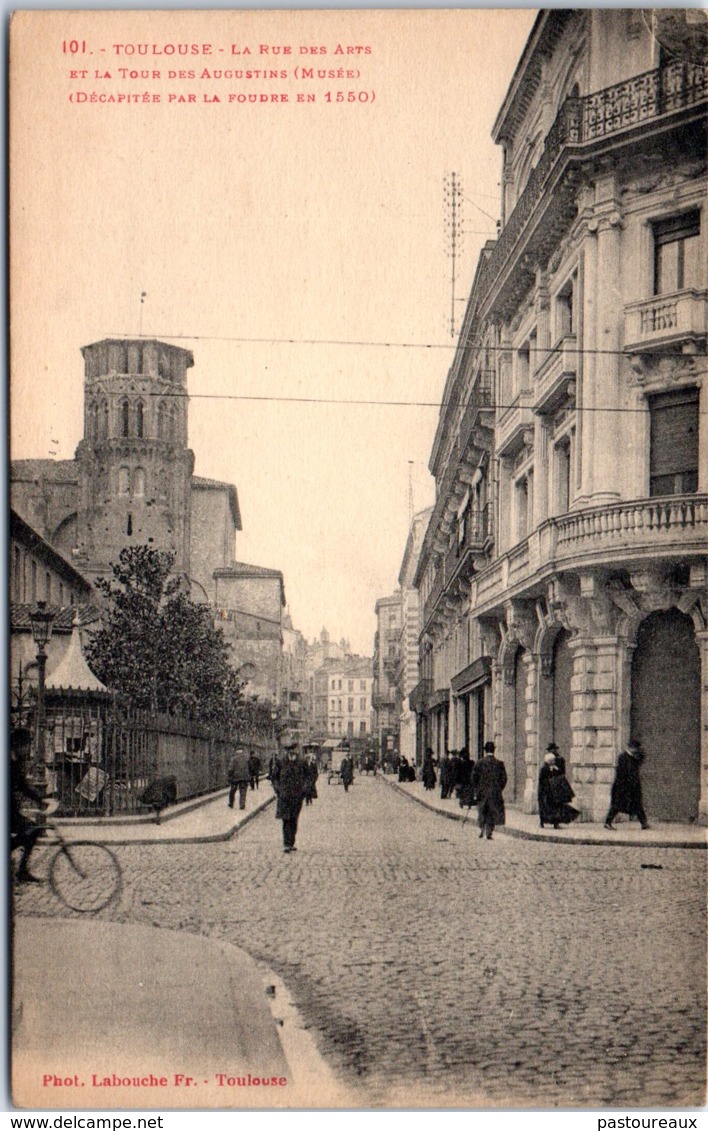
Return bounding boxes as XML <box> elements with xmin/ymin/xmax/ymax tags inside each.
<box><xmin>29</xmin><ymin>600</ymin><xmax>56</xmax><ymax>793</ymax></box>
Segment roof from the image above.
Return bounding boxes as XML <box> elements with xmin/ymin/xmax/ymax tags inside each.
<box><xmin>214</xmin><ymin>561</ymin><xmax>286</xmax><ymax>605</ymax></box>
<box><xmin>80</xmin><ymin>338</ymin><xmax>195</xmax><ymax>368</ymax></box>
<box><xmin>191</xmin><ymin>476</ymin><xmax>242</xmax><ymax>531</ymax></box>
<box><xmin>11</xmin><ymin>603</ymin><xmax>102</xmax><ymax>634</ymax></box>
<box><xmin>10</xmin><ymin>510</ymin><xmax>93</xmax><ymax>593</ymax></box>
<box><xmin>46</xmin><ymin>616</ymin><xmax>109</xmax><ymax>695</ymax></box>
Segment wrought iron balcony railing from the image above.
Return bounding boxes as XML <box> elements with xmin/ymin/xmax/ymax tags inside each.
<box><xmin>477</xmin><ymin>59</ymin><xmax>708</xmax><ymax>309</ymax></box>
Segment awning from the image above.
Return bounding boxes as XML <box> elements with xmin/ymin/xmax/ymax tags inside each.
<box><xmin>429</xmin><ymin>688</ymin><xmax>450</xmax><ymax>710</ymax></box>
<box><xmin>451</xmin><ymin>655</ymin><xmax>492</xmax><ymax>695</ymax></box>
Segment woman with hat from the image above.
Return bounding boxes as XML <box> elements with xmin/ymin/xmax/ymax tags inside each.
<box><xmin>538</xmin><ymin>744</ymin><xmax>579</xmax><ymax>829</ymax></box>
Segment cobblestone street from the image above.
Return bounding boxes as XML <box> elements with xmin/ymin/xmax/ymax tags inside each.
<box><xmin>15</xmin><ymin>776</ymin><xmax>707</xmax><ymax>1109</ymax></box>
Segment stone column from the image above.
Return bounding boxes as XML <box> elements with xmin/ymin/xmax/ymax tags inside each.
<box><xmin>586</xmin><ymin>172</ymin><xmax>623</xmax><ymax>505</ymax></box>
<box><xmin>522</xmin><ymin>652</ymin><xmax>539</xmax><ymax>812</ymax></box>
<box><xmin>568</xmin><ymin>634</ymin><xmax>624</xmax><ymax>821</ymax></box>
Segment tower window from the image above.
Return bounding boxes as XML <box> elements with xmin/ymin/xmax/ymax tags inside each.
<box><xmin>134</xmin><ymin>468</ymin><xmax>146</xmax><ymax>497</ymax></box>
<box><xmin>121</xmin><ymin>399</ymin><xmax>130</xmax><ymax>437</ymax></box>
<box><xmin>127</xmin><ymin>514</ymin><xmax>133</xmax><ymax>536</ymax></box>
<box><xmin>118</xmin><ymin>467</ymin><xmax>130</xmax><ymax>496</ymax></box>
<box><xmin>135</xmin><ymin>401</ymin><xmax>144</xmax><ymax>438</ymax></box>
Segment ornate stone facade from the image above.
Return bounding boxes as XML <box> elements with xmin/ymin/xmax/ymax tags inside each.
<box><xmin>414</xmin><ymin>11</ymin><xmax>708</xmax><ymax>822</ymax></box>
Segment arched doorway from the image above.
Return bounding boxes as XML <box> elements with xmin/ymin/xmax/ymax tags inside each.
<box><xmin>631</xmin><ymin>609</ymin><xmax>701</xmax><ymax>821</ymax></box>
<box><xmin>512</xmin><ymin>646</ymin><xmax>527</xmax><ymax>802</ymax></box>
<box><xmin>552</xmin><ymin>629</ymin><xmax>573</xmax><ymax>763</ymax></box>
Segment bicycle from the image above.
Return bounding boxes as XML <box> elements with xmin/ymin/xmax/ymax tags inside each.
<box><xmin>29</xmin><ymin>801</ymin><xmax>123</xmax><ymax>913</ymax></box>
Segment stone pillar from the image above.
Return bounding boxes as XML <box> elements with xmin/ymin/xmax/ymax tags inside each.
<box><xmin>568</xmin><ymin>635</ymin><xmax>623</xmax><ymax>821</ymax></box>
<box><xmin>586</xmin><ymin>173</ymin><xmax>623</xmax><ymax>505</ymax></box>
<box><xmin>696</xmin><ymin>631</ymin><xmax>708</xmax><ymax>823</ymax></box>
<box><xmin>522</xmin><ymin>652</ymin><xmax>540</xmax><ymax>812</ymax></box>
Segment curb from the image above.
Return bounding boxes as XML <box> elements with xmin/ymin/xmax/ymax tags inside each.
<box><xmin>56</xmin><ymin>794</ymin><xmax>275</xmax><ymax>847</ymax></box>
<box><xmin>380</xmin><ymin>776</ymin><xmax>706</xmax><ymax>850</ymax></box>
<box><xmin>55</xmin><ymin>788</ymin><xmax>234</xmax><ymax>827</ymax></box>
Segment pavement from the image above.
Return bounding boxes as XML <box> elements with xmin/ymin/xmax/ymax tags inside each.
<box><xmin>381</xmin><ymin>775</ymin><xmax>708</xmax><ymax>849</ymax></box>
<box><xmin>12</xmin><ymin>775</ymin><xmax>707</xmax><ymax>1108</ymax></box>
<box><xmin>49</xmin><ymin>785</ymin><xmax>275</xmax><ymax>844</ymax></box>
<box><xmin>12</xmin><ymin>919</ymin><xmax>290</xmax><ymax>1110</ymax></box>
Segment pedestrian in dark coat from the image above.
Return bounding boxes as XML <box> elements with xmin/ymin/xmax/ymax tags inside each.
<box><xmin>538</xmin><ymin>748</ymin><xmax>579</xmax><ymax>828</ymax></box>
<box><xmin>471</xmin><ymin>741</ymin><xmax>507</xmax><ymax>840</ymax></box>
<box><xmin>605</xmin><ymin>742</ymin><xmax>649</xmax><ymax>830</ymax></box>
<box><xmin>340</xmin><ymin>754</ymin><xmax>354</xmax><ymax>792</ymax></box>
<box><xmin>457</xmin><ymin>750</ymin><xmax>474</xmax><ymax>809</ymax></box>
<box><xmin>439</xmin><ymin>751</ymin><xmax>454</xmax><ymax>799</ymax></box>
<box><xmin>422</xmin><ymin>750</ymin><xmax>437</xmax><ymax>791</ymax></box>
<box><xmin>227</xmin><ymin>747</ymin><xmax>250</xmax><ymax>810</ymax></box>
<box><xmin>303</xmin><ymin>756</ymin><xmax>319</xmax><ymax>805</ymax></box>
<box><xmin>272</xmin><ymin>741</ymin><xmax>307</xmax><ymax>852</ymax></box>
<box><xmin>247</xmin><ymin>751</ymin><xmax>262</xmax><ymax>791</ymax></box>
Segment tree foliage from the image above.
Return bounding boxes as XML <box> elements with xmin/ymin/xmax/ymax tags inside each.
<box><xmin>86</xmin><ymin>546</ymin><xmax>245</xmax><ymax>727</ymax></box>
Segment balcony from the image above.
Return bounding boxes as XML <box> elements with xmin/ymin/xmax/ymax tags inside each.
<box><xmin>624</xmin><ymin>290</ymin><xmax>708</xmax><ymax>355</ymax></box>
<box><xmin>459</xmin><ymin>384</ymin><xmax>494</xmax><ymax>457</ymax></box>
<box><xmin>476</xmin><ymin>59</ymin><xmax>708</xmax><ymax>319</ymax></box>
<box><xmin>534</xmin><ymin>335</ymin><xmax>578</xmax><ymax>415</ymax></box>
<box><xmin>496</xmin><ymin>389</ymin><xmax>534</xmax><ymax>457</ymax></box>
<box><xmin>472</xmin><ymin>494</ymin><xmax>708</xmax><ymax>614</ymax></box>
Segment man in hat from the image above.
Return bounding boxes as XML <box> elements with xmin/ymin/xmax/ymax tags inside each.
<box><xmin>471</xmin><ymin>740</ymin><xmax>507</xmax><ymax>840</ymax></box>
<box><xmin>604</xmin><ymin>741</ymin><xmax>650</xmax><ymax>830</ymax></box>
<box><xmin>271</xmin><ymin>737</ymin><xmax>307</xmax><ymax>852</ymax></box>
<box><xmin>227</xmin><ymin>745</ymin><xmax>250</xmax><ymax>810</ymax></box>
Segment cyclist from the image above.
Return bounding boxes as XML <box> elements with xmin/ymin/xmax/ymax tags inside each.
<box><xmin>10</xmin><ymin>727</ymin><xmax>47</xmax><ymax>884</ymax></box>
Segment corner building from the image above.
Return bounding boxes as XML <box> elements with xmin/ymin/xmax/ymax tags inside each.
<box><xmin>415</xmin><ymin>11</ymin><xmax>708</xmax><ymax>822</ymax></box>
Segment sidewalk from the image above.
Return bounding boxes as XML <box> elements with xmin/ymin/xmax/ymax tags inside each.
<box><xmin>12</xmin><ymin>918</ymin><xmax>292</xmax><ymax>1110</ymax></box>
<box><xmin>52</xmin><ymin>786</ymin><xmax>275</xmax><ymax>845</ymax></box>
<box><xmin>382</xmin><ymin>775</ymin><xmax>707</xmax><ymax>848</ymax></box>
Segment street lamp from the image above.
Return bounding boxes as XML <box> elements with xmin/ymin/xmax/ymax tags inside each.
<box><xmin>29</xmin><ymin>600</ymin><xmax>56</xmax><ymax>793</ymax></box>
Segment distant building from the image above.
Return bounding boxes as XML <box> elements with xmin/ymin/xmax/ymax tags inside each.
<box><xmin>324</xmin><ymin>657</ymin><xmax>373</xmax><ymax>740</ymax></box>
<box><xmin>11</xmin><ymin>338</ymin><xmax>285</xmax><ymax>703</ymax></box>
<box><xmin>397</xmin><ymin>507</ymin><xmax>433</xmax><ymax>764</ymax></box>
<box><xmin>372</xmin><ymin>593</ymin><xmax>402</xmax><ymax>759</ymax></box>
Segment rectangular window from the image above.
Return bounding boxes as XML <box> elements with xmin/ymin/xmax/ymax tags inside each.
<box><xmin>348</xmin><ymin>680</ymin><xmax>354</xmax><ymax>691</ymax></box>
<box><xmin>556</xmin><ymin>439</ymin><xmax>571</xmax><ymax>515</ymax></box>
<box><xmin>360</xmin><ymin>721</ymin><xmax>366</xmax><ymax>734</ymax></box>
<box><xmin>360</xmin><ymin>680</ymin><xmax>366</xmax><ymax>690</ymax></box>
<box><xmin>45</xmin><ymin>571</ymin><xmax>52</xmax><ymax>602</ymax></box>
<box><xmin>654</xmin><ymin>211</ymin><xmax>700</xmax><ymax>295</ymax></box>
<box><xmin>348</xmin><ymin>698</ymin><xmax>354</xmax><ymax>712</ymax></box>
<box><xmin>649</xmin><ymin>387</ymin><xmax>699</xmax><ymax>496</ymax></box>
<box><xmin>556</xmin><ymin>276</ymin><xmax>575</xmax><ymax>338</ymax></box>
<box><xmin>360</xmin><ymin>698</ymin><xmax>366</xmax><ymax>711</ymax></box>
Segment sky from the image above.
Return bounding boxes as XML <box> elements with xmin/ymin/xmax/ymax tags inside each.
<box><xmin>10</xmin><ymin>8</ymin><xmax>537</xmax><ymax>654</ymax></box>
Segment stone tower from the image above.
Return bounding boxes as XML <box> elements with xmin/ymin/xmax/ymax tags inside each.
<box><xmin>74</xmin><ymin>339</ymin><xmax>195</xmax><ymax>582</ymax></box>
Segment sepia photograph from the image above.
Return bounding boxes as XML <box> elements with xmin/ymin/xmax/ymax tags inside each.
<box><xmin>7</xmin><ymin>5</ymin><xmax>708</xmax><ymax>1116</ymax></box>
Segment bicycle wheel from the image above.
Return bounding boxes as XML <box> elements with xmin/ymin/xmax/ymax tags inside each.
<box><xmin>49</xmin><ymin>842</ymin><xmax>122</xmax><ymax>912</ymax></box>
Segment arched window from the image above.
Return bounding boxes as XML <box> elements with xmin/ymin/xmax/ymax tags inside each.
<box><xmin>157</xmin><ymin>469</ymin><xmax>168</xmax><ymax>499</ymax></box>
<box><xmin>133</xmin><ymin>467</ymin><xmax>146</xmax><ymax>497</ymax></box>
<box><xmin>157</xmin><ymin>401</ymin><xmax>167</xmax><ymax>439</ymax></box>
<box><xmin>135</xmin><ymin>400</ymin><xmax>145</xmax><ymax>438</ymax></box>
<box><xmin>118</xmin><ymin>467</ymin><xmax>130</xmax><ymax>496</ymax></box>
<box><xmin>100</xmin><ymin>400</ymin><xmax>109</xmax><ymax>439</ymax></box>
<box><xmin>170</xmin><ymin>405</ymin><xmax>178</xmax><ymax>441</ymax></box>
<box><xmin>87</xmin><ymin>401</ymin><xmax>98</xmax><ymax>440</ymax></box>
<box><xmin>121</xmin><ymin>399</ymin><xmax>130</xmax><ymax>437</ymax></box>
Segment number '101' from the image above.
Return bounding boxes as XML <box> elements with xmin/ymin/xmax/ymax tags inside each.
<box><xmin>62</xmin><ymin>40</ymin><xmax>87</xmax><ymax>54</ymax></box>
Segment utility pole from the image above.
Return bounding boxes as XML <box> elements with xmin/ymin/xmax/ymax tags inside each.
<box><xmin>444</xmin><ymin>172</ymin><xmax>464</xmax><ymax>339</ymax></box>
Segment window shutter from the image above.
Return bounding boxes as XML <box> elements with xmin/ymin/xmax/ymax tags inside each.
<box><xmin>649</xmin><ymin>388</ymin><xmax>699</xmax><ymax>479</ymax></box>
